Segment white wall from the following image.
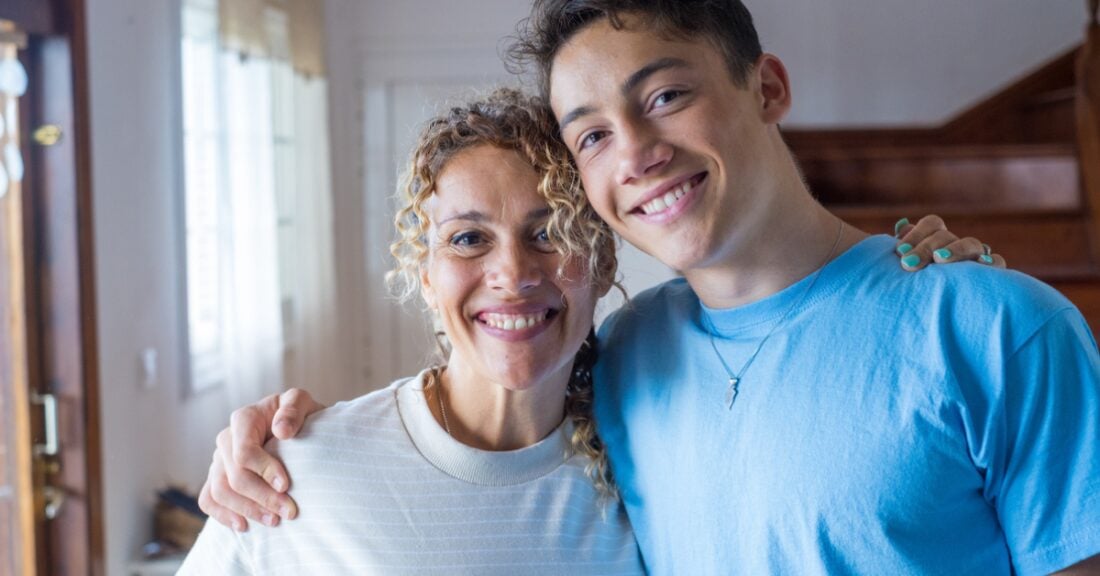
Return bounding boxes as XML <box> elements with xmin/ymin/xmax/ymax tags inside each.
<box><xmin>86</xmin><ymin>0</ymin><xmax>238</xmax><ymax>574</ymax></box>
<box><xmin>749</xmin><ymin>0</ymin><xmax>1084</xmax><ymax>126</ymax></box>
<box><xmin>84</xmin><ymin>0</ymin><xmax>1087</xmax><ymax>573</ymax></box>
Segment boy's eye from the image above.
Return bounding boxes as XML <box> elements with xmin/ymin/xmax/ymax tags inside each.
<box><xmin>579</xmin><ymin>130</ymin><xmax>606</xmax><ymax>151</ymax></box>
<box><xmin>653</xmin><ymin>89</ymin><xmax>683</xmax><ymax>108</ymax></box>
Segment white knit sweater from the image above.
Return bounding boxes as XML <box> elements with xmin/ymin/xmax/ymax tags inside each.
<box><xmin>178</xmin><ymin>371</ymin><xmax>644</xmax><ymax>575</ymax></box>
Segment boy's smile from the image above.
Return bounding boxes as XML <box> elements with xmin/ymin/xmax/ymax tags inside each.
<box><xmin>550</xmin><ymin>15</ymin><xmax>793</xmax><ymax>276</ymax></box>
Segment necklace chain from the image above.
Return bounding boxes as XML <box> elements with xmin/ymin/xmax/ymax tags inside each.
<box><xmin>704</xmin><ymin>221</ymin><xmax>846</xmax><ymax>410</ymax></box>
<box><xmin>432</xmin><ymin>368</ymin><xmax>453</xmax><ymax>436</ymax></box>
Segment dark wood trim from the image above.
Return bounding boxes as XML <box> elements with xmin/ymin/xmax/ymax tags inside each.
<box><xmin>15</xmin><ymin>45</ymin><xmax>49</xmax><ymax>576</ymax></box>
<box><xmin>0</xmin><ymin>1</ymin><xmax>55</xmax><ymax>36</ymax></box>
<box><xmin>943</xmin><ymin>47</ymin><xmax>1079</xmax><ymax>141</ymax></box>
<box><xmin>1079</xmin><ymin>18</ymin><xmax>1100</xmax><ymax>267</ymax></box>
<box><xmin>64</xmin><ymin>0</ymin><xmax>105</xmax><ymax>573</ymax></box>
<box><xmin>782</xmin><ymin>127</ymin><xmax>939</xmax><ymax>149</ymax></box>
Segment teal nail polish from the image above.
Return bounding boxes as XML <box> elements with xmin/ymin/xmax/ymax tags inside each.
<box><xmin>896</xmin><ymin>243</ymin><xmax>913</xmax><ymax>255</ymax></box>
<box><xmin>894</xmin><ymin>218</ymin><xmax>910</xmax><ymax>237</ymax></box>
<box><xmin>902</xmin><ymin>254</ymin><xmax>921</xmax><ymax>268</ymax></box>
<box><xmin>934</xmin><ymin>248</ymin><xmax>952</xmax><ymax>260</ymax></box>
<box><xmin>980</xmin><ymin>254</ymin><xmax>994</xmax><ymax>264</ymax></box>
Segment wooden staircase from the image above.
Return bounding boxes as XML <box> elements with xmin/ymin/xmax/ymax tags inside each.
<box><xmin>784</xmin><ymin>3</ymin><xmax>1100</xmax><ymax>335</ymax></box>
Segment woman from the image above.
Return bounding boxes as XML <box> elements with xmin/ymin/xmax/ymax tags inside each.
<box><xmin>179</xmin><ymin>89</ymin><xmax>645</xmax><ymax>574</ymax></box>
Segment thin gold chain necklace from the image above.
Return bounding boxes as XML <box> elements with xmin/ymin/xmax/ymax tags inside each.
<box><xmin>430</xmin><ymin>368</ymin><xmax>453</xmax><ymax>435</ymax></box>
<box><xmin>704</xmin><ymin>221</ymin><xmax>845</xmax><ymax>410</ymax></box>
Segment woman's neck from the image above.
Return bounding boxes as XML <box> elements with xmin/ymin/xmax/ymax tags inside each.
<box><xmin>428</xmin><ymin>362</ymin><xmax>570</xmax><ymax>452</ymax></box>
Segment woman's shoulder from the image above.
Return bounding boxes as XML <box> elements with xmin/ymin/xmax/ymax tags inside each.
<box><xmin>266</xmin><ymin>374</ymin><xmax>422</xmax><ymax>462</ymax></box>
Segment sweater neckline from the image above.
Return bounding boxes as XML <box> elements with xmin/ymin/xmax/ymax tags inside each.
<box><xmin>396</xmin><ymin>370</ymin><xmax>573</xmax><ymax>486</ymax></box>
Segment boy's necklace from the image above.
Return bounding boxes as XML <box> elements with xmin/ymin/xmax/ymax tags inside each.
<box><xmin>703</xmin><ymin>221</ymin><xmax>845</xmax><ymax>410</ymax></box>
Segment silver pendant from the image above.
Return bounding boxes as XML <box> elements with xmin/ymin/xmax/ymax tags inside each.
<box><xmin>726</xmin><ymin>377</ymin><xmax>739</xmax><ymax>410</ymax></box>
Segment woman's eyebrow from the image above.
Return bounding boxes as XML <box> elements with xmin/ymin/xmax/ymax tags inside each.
<box><xmin>437</xmin><ymin>210</ymin><xmax>487</xmax><ymax>225</ymax></box>
<box><xmin>437</xmin><ymin>207</ymin><xmax>550</xmax><ymax>226</ymax></box>
<box><xmin>525</xmin><ymin>207</ymin><xmax>552</xmax><ymax>222</ymax></box>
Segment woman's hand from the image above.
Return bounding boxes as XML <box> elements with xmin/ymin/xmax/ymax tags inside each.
<box><xmin>197</xmin><ymin>389</ymin><xmax>326</xmax><ymax>531</ymax></box>
<box><xmin>894</xmin><ymin>215</ymin><xmax>1006</xmax><ymax>271</ymax></box>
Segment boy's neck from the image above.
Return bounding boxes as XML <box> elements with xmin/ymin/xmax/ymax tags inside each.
<box><xmin>684</xmin><ymin>181</ymin><xmax>866</xmax><ymax>310</ymax></box>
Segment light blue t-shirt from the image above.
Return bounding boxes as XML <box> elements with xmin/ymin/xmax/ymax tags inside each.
<box><xmin>595</xmin><ymin>234</ymin><xmax>1100</xmax><ymax>575</ymax></box>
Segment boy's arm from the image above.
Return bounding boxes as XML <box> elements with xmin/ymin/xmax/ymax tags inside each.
<box><xmin>197</xmin><ymin>389</ymin><xmax>325</xmax><ymax>531</ymax></box>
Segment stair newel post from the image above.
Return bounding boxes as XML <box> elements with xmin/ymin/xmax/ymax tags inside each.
<box><xmin>1079</xmin><ymin>0</ymin><xmax>1100</xmax><ymax>265</ymax></box>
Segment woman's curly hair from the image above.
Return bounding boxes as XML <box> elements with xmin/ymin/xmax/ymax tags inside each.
<box><xmin>387</xmin><ymin>87</ymin><xmax>616</xmax><ymax>304</ymax></box>
<box><xmin>387</xmin><ymin>87</ymin><xmax>620</xmax><ymax>501</ymax></box>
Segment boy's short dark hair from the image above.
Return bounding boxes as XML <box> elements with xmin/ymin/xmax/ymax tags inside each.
<box><xmin>509</xmin><ymin>0</ymin><xmax>764</xmax><ymax>99</ymax></box>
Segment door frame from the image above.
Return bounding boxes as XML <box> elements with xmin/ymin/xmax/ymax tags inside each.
<box><xmin>0</xmin><ymin>0</ymin><xmax>103</xmax><ymax>574</ymax></box>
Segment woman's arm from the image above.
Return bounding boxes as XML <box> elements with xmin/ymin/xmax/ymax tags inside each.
<box><xmin>894</xmin><ymin>215</ymin><xmax>1005</xmax><ymax>270</ymax></box>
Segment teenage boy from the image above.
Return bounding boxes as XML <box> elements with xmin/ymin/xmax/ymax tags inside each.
<box><xmin>199</xmin><ymin>1</ymin><xmax>1100</xmax><ymax>574</ymax></box>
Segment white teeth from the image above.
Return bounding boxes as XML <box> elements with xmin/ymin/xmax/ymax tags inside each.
<box><xmin>483</xmin><ymin>311</ymin><xmax>549</xmax><ymax>331</ymax></box>
<box><xmin>640</xmin><ymin>181</ymin><xmax>691</xmax><ymax>215</ymax></box>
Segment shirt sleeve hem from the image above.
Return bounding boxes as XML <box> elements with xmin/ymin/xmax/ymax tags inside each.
<box><xmin>1013</xmin><ymin>528</ymin><xmax>1100</xmax><ymax>576</ymax></box>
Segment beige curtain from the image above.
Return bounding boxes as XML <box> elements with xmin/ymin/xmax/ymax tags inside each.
<box><xmin>218</xmin><ymin>0</ymin><xmax>326</xmax><ymax>77</ymax></box>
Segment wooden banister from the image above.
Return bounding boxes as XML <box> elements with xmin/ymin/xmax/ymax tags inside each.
<box><xmin>1079</xmin><ymin>0</ymin><xmax>1100</xmax><ymax>264</ymax></box>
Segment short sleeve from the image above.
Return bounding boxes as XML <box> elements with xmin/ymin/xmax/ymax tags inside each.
<box><xmin>176</xmin><ymin>518</ymin><xmax>254</xmax><ymax>575</ymax></box>
<box><xmin>990</xmin><ymin>309</ymin><xmax>1100</xmax><ymax>575</ymax></box>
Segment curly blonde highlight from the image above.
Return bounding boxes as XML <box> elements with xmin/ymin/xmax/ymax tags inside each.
<box><xmin>386</xmin><ymin>88</ymin><xmax>619</xmax><ymax>501</ymax></box>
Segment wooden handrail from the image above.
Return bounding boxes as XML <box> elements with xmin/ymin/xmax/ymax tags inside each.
<box><xmin>1079</xmin><ymin>0</ymin><xmax>1100</xmax><ymax>264</ymax></box>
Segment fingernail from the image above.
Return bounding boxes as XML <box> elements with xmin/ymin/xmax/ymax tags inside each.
<box><xmin>933</xmin><ymin>248</ymin><xmax>951</xmax><ymax>260</ymax></box>
<box><xmin>980</xmin><ymin>254</ymin><xmax>994</xmax><ymax>264</ymax></box>
<box><xmin>272</xmin><ymin>476</ymin><xmax>285</xmax><ymax>491</ymax></box>
<box><xmin>902</xmin><ymin>254</ymin><xmax>921</xmax><ymax>268</ymax></box>
<box><xmin>279</xmin><ymin>505</ymin><xmax>293</xmax><ymax>519</ymax></box>
<box><xmin>894</xmin><ymin>218</ymin><xmax>909</xmax><ymax>237</ymax></box>
<box><xmin>274</xmin><ymin>419</ymin><xmax>290</xmax><ymax>431</ymax></box>
<box><xmin>896</xmin><ymin>243</ymin><xmax>913</xmax><ymax>255</ymax></box>
<box><xmin>231</xmin><ymin>519</ymin><xmax>245</xmax><ymax>532</ymax></box>
<box><xmin>262</xmin><ymin>513</ymin><xmax>277</xmax><ymax>527</ymax></box>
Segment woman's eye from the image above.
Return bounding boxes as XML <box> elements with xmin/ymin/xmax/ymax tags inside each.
<box><xmin>450</xmin><ymin>231</ymin><xmax>483</xmax><ymax>247</ymax></box>
<box><xmin>532</xmin><ymin>228</ymin><xmax>557</xmax><ymax>253</ymax></box>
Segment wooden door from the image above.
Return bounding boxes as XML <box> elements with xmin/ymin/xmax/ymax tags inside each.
<box><xmin>0</xmin><ymin>26</ymin><xmax>37</xmax><ymax>576</ymax></box>
<box><xmin>0</xmin><ymin>0</ymin><xmax>102</xmax><ymax>573</ymax></box>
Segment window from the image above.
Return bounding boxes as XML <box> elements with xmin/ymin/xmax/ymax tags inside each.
<box><xmin>181</xmin><ymin>0</ymin><xmax>226</xmax><ymax>390</ymax></box>
<box><xmin>179</xmin><ymin>0</ymin><xmax>335</xmax><ymax>400</ymax></box>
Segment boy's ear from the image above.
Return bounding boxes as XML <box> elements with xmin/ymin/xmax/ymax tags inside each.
<box><xmin>755</xmin><ymin>53</ymin><xmax>792</xmax><ymax>124</ymax></box>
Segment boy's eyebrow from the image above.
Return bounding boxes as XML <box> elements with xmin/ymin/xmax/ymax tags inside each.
<box><xmin>621</xmin><ymin>57</ymin><xmax>689</xmax><ymax>96</ymax></box>
<box><xmin>557</xmin><ymin>57</ymin><xmax>690</xmax><ymax>133</ymax></box>
<box><xmin>558</xmin><ymin>106</ymin><xmax>595</xmax><ymax>133</ymax></box>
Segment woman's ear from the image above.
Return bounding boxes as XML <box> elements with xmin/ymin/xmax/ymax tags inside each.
<box><xmin>419</xmin><ymin>265</ymin><xmax>436</xmax><ymax>310</ymax></box>
<box><xmin>755</xmin><ymin>53</ymin><xmax>792</xmax><ymax>125</ymax></box>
